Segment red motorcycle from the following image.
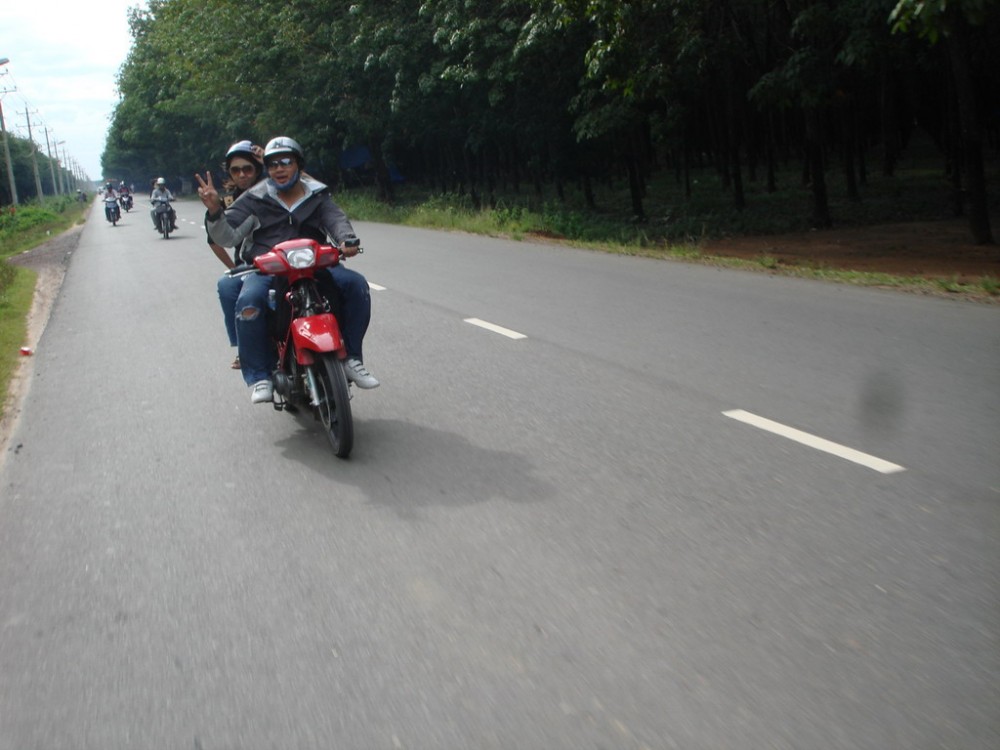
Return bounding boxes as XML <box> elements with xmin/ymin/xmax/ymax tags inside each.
<box><xmin>234</xmin><ymin>237</ymin><xmax>356</xmax><ymax>457</ymax></box>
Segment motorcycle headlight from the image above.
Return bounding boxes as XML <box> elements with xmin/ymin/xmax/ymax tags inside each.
<box><xmin>285</xmin><ymin>246</ymin><xmax>316</xmax><ymax>269</ymax></box>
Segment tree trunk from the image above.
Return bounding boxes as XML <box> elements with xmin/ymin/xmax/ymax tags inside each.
<box><xmin>805</xmin><ymin>109</ymin><xmax>831</xmax><ymax>228</ymax></box>
<box><xmin>944</xmin><ymin>13</ymin><xmax>994</xmax><ymax>244</ymax></box>
<box><xmin>766</xmin><ymin>111</ymin><xmax>777</xmax><ymax>193</ymax></box>
<box><xmin>582</xmin><ymin>174</ymin><xmax>595</xmax><ymax>209</ymax></box>
<box><xmin>625</xmin><ymin>133</ymin><xmax>646</xmax><ymax>220</ymax></box>
<box><xmin>843</xmin><ymin>101</ymin><xmax>860</xmax><ymax>202</ymax></box>
<box><xmin>727</xmin><ymin>86</ymin><xmax>745</xmax><ymax>210</ymax></box>
<box><xmin>369</xmin><ymin>136</ymin><xmax>394</xmax><ymax>204</ymax></box>
<box><xmin>880</xmin><ymin>65</ymin><xmax>901</xmax><ymax>177</ymax></box>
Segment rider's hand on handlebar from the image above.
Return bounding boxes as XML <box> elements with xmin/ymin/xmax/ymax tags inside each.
<box><xmin>340</xmin><ymin>236</ymin><xmax>362</xmax><ymax>258</ymax></box>
<box><xmin>194</xmin><ymin>171</ymin><xmax>222</xmax><ymax>214</ymax></box>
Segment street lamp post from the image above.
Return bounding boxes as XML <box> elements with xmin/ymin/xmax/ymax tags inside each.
<box><xmin>0</xmin><ymin>57</ymin><xmax>18</xmax><ymax>206</ymax></box>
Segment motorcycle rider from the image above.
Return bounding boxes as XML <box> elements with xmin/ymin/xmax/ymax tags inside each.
<box><xmin>100</xmin><ymin>181</ymin><xmax>119</xmax><ymax>222</ymax></box>
<box><xmin>211</xmin><ymin>140</ymin><xmax>267</xmax><ymax>369</ymax></box>
<box><xmin>196</xmin><ymin>135</ymin><xmax>378</xmax><ymax>403</ymax></box>
<box><xmin>118</xmin><ymin>181</ymin><xmax>133</xmax><ymax>210</ymax></box>
<box><xmin>149</xmin><ymin>177</ymin><xmax>177</xmax><ymax>231</ymax></box>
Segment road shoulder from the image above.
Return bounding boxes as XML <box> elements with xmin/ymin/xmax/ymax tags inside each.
<box><xmin>1</xmin><ymin>225</ymin><xmax>83</xmax><ymax>470</ymax></box>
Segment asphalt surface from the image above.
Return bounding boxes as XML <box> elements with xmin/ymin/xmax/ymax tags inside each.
<box><xmin>0</xmin><ymin>198</ymin><xmax>997</xmax><ymax>749</ymax></box>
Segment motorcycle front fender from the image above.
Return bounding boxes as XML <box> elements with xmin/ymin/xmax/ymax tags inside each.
<box><xmin>291</xmin><ymin>313</ymin><xmax>344</xmax><ymax>365</ymax></box>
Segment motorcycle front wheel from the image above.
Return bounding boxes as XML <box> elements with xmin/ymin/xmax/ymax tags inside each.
<box><xmin>311</xmin><ymin>353</ymin><xmax>353</xmax><ymax>458</ymax></box>
<box><xmin>159</xmin><ymin>214</ymin><xmax>170</xmax><ymax>239</ymax></box>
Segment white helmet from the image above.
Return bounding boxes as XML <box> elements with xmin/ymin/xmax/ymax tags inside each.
<box><xmin>156</xmin><ymin>177</ymin><xmax>166</xmax><ymax>185</ymax></box>
<box><xmin>264</xmin><ymin>136</ymin><xmax>304</xmax><ymax>163</ymax></box>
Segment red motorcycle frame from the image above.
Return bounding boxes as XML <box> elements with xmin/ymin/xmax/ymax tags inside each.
<box><xmin>246</xmin><ymin>237</ymin><xmax>355</xmax><ymax>457</ymax></box>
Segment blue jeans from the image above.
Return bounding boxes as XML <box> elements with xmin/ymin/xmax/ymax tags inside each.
<box><xmin>324</xmin><ymin>264</ymin><xmax>372</xmax><ymax>361</ymax></box>
<box><xmin>234</xmin><ymin>273</ymin><xmax>276</xmax><ymax>385</ymax></box>
<box><xmin>233</xmin><ymin>266</ymin><xmax>371</xmax><ymax>386</ymax></box>
<box><xmin>217</xmin><ymin>273</ymin><xmax>242</xmax><ymax>347</ymax></box>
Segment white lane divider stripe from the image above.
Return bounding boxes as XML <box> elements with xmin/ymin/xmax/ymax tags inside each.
<box><xmin>723</xmin><ymin>409</ymin><xmax>905</xmax><ymax>474</ymax></box>
<box><xmin>464</xmin><ymin>318</ymin><xmax>527</xmax><ymax>340</ymax></box>
<box><xmin>368</xmin><ymin>283</ymin><xmax>386</xmax><ymax>291</ymax></box>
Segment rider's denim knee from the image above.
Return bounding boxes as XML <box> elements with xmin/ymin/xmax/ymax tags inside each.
<box><xmin>234</xmin><ymin>273</ymin><xmax>275</xmax><ymax>384</ymax></box>
<box><xmin>235</xmin><ymin>273</ymin><xmax>271</xmax><ymax>321</ymax></box>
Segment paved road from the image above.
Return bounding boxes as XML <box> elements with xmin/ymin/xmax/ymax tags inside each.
<box><xmin>1</xmin><ymin>198</ymin><xmax>997</xmax><ymax>749</ymax></box>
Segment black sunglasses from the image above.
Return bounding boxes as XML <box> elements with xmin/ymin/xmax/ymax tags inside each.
<box><xmin>229</xmin><ymin>164</ymin><xmax>257</xmax><ymax>176</ymax></box>
<box><xmin>266</xmin><ymin>156</ymin><xmax>296</xmax><ymax>169</ymax></box>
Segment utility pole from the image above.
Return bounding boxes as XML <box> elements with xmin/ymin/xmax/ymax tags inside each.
<box><xmin>21</xmin><ymin>108</ymin><xmax>45</xmax><ymax>201</ymax></box>
<box><xmin>64</xmin><ymin>146</ymin><xmax>74</xmax><ymax>192</ymax></box>
<box><xmin>54</xmin><ymin>139</ymin><xmax>66</xmax><ymax>195</ymax></box>
<box><xmin>43</xmin><ymin>127</ymin><xmax>60</xmax><ymax>196</ymax></box>
<box><xmin>0</xmin><ymin>57</ymin><xmax>17</xmax><ymax>205</ymax></box>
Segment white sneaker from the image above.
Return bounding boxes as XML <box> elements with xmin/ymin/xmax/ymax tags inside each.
<box><xmin>344</xmin><ymin>358</ymin><xmax>379</xmax><ymax>389</ymax></box>
<box><xmin>250</xmin><ymin>380</ymin><xmax>274</xmax><ymax>403</ymax></box>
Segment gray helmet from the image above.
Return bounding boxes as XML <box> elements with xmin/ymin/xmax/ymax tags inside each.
<box><xmin>264</xmin><ymin>136</ymin><xmax>304</xmax><ymax>163</ymax></box>
<box><xmin>225</xmin><ymin>140</ymin><xmax>262</xmax><ymax>168</ymax></box>
<box><xmin>156</xmin><ymin>177</ymin><xmax>166</xmax><ymax>186</ymax></box>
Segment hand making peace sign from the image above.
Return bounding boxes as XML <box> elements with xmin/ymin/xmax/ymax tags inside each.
<box><xmin>194</xmin><ymin>171</ymin><xmax>222</xmax><ymax>214</ymax></box>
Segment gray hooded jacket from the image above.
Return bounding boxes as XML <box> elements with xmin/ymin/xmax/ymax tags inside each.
<box><xmin>205</xmin><ymin>174</ymin><xmax>356</xmax><ymax>263</ymax></box>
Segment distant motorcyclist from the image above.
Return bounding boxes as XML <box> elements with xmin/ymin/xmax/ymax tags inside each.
<box><xmin>149</xmin><ymin>177</ymin><xmax>177</xmax><ymax>231</ymax></box>
<box><xmin>101</xmin><ymin>181</ymin><xmax>120</xmax><ymax>223</ymax></box>
<box><xmin>118</xmin><ymin>181</ymin><xmax>133</xmax><ymax>210</ymax></box>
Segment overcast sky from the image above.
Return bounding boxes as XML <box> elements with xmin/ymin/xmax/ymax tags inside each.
<box><xmin>2</xmin><ymin>0</ymin><xmax>145</xmax><ymax>182</ymax></box>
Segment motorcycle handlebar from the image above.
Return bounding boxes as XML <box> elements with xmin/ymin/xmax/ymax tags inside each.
<box><xmin>224</xmin><ymin>241</ymin><xmax>362</xmax><ymax>277</ymax></box>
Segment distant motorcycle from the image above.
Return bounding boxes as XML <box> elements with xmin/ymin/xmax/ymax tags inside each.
<box><xmin>151</xmin><ymin>197</ymin><xmax>173</xmax><ymax>239</ymax></box>
<box><xmin>103</xmin><ymin>195</ymin><xmax>121</xmax><ymax>226</ymax></box>
<box><xmin>119</xmin><ymin>192</ymin><xmax>133</xmax><ymax>212</ymax></box>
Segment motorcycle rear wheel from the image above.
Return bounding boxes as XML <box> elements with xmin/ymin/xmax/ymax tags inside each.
<box><xmin>311</xmin><ymin>353</ymin><xmax>353</xmax><ymax>458</ymax></box>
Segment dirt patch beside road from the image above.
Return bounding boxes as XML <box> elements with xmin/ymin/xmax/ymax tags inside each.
<box><xmin>700</xmin><ymin>217</ymin><xmax>1000</xmax><ymax>286</ymax></box>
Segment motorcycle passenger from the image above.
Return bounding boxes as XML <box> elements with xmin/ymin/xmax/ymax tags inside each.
<box><xmin>196</xmin><ymin>135</ymin><xmax>378</xmax><ymax>404</ymax></box>
<box><xmin>211</xmin><ymin>140</ymin><xmax>267</xmax><ymax>370</ymax></box>
<box><xmin>150</xmin><ymin>177</ymin><xmax>177</xmax><ymax>231</ymax></box>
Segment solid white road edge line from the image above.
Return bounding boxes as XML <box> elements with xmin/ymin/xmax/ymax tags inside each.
<box><xmin>464</xmin><ymin>318</ymin><xmax>527</xmax><ymax>340</ymax></box>
<box><xmin>723</xmin><ymin>409</ymin><xmax>905</xmax><ymax>474</ymax></box>
<box><xmin>368</xmin><ymin>283</ymin><xmax>386</xmax><ymax>291</ymax></box>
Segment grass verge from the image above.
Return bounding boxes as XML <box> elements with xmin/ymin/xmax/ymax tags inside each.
<box><xmin>0</xmin><ymin>266</ymin><xmax>36</xmax><ymax>416</ymax></box>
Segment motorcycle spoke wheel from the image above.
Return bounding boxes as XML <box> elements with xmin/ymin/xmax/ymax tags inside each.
<box><xmin>311</xmin><ymin>354</ymin><xmax>353</xmax><ymax>458</ymax></box>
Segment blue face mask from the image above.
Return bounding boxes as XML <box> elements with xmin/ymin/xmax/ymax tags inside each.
<box><xmin>269</xmin><ymin>168</ymin><xmax>301</xmax><ymax>192</ymax></box>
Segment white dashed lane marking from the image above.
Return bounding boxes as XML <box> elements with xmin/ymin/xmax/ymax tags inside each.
<box><xmin>723</xmin><ymin>409</ymin><xmax>905</xmax><ymax>474</ymax></box>
<box><xmin>464</xmin><ymin>318</ymin><xmax>527</xmax><ymax>340</ymax></box>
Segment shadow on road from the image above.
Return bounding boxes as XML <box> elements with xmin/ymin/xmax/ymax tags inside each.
<box><xmin>273</xmin><ymin>417</ymin><xmax>554</xmax><ymax>518</ymax></box>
